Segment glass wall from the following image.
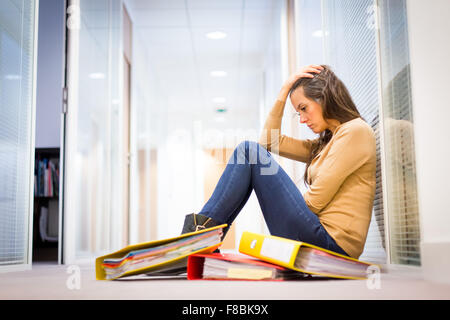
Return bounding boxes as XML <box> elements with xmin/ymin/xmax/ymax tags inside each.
<box><xmin>0</xmin><ymin>0</ymin><xmax>37</xmax><ymax>267</ymax></box>
<box><xmin>64</xmin><ymin>0</ymin><xmax>124</xmax><ymax>261</ymax></box>
<box><xmin>294</xmin><ymin>0</ymin><xmax>420</xmax><ymax>265</ymax></box>
<box><xmin>322</xmin><ymin>0</ymin><xmax>386</xmax><ymax>263</ymax></box>
<box><xmin>294</xmin><ymin>0</ymin><xmax>386</xmax><ymax>263</ymax></box>
<box><xmin>378</xmin><ymin>0</ymin><xmax>420</xmax><ymax>265</ymax></box>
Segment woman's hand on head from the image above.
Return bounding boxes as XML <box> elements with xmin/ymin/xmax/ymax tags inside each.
<box><xmin>283</xmin><ymin>65</ymin><xmax>324</xmax><ymax>89</ymax></box>
<box><xmin>277</xmin><ymin>64</ymin><xmax>323</xmax><ymax>102</ymax></box>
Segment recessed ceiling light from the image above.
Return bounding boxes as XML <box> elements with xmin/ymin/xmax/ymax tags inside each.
<box><xmin>312</xmin><ymin>30</ymin><xmax>329</xmax><ymax>37</ymax></box>
<box><xmin>5</xmin><ymin>74</ymin><xmax>21</xmax><ymax>80</ymax></box>
<box><xmin>206</xmin><ymin>31</ymin><xmax>227</xmax><ymax>40</ymax></box>
<box><xmin>212</xmin><ymin>97</ymin><xmax>226</xmax><ymax>104</ymax></box>
<box><xmin>89</xmin><ymin>72</ymin><xmax>105</xmax><ymax>79</ymax></box>
<box><xmin>210</xmin><ymin>71</ymin><xmax>227</xmax><ymax>77</ymax></box>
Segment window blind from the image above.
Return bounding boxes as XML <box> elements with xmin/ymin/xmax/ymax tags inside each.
<box><xmin>0</xmin><ymin>0</ymin><xmax>36</xmax><ymax>266</ymax></box>
<box><xmin>378</xmin><ymin>0</ymin><xmax>420</xmax><ymax>266</ymax></box>
<box><xmin>321</xmin><ymin>0</ymin><xmax>387</xmax><ymax>263</ymax></box>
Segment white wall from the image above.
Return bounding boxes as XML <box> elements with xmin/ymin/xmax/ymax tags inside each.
<box><xmin>35</xmin><ymin>0</ymin><xmax>65</xmax><ymax>148</ymax></box>
<box><xmin>407</xmin><ymin>0</ymin><xmax>450</xmax><ymax>283</ymax></box>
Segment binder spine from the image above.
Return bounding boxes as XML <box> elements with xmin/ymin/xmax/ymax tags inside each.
<box><xmin>238</xmin><ymin>231</ymin><xmax>299</xmax><ymax>269</ymax></box>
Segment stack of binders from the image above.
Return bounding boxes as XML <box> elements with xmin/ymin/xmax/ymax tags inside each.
<box><xmin>95</xmin><ymin>225</ymin><xmax>226</xmax><ymax>280</ymax></box>
<box><xmin>187</xmin><ymin>231</ymin><xmax>378</xmax><ymax>281</ymax></box>
<box><xmin>96</xmin><ymin>228</ymin><xmax>379</xmax><ymax>281</ymax></box>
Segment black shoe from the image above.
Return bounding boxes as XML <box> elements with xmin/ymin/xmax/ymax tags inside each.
<box><xmin>181</xmin><ymin>213</ymin><xmax>228</xmax><ymax>253</ymax></box>
<box><xmin>181</xmin><ymin>213</ymin><xmax>221</xmax><ymax>234</ymax></box>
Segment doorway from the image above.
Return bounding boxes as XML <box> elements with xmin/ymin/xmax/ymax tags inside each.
<box><xmin>32</xmin><ymin>0</ymin><xmax>66</xmax><ymax>264</ymax></box>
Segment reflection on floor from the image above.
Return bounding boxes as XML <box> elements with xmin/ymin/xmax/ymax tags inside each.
<box><xmin>1</xmin><ymin>260</ymin><xmax>450</xmax><ymax>300</ymax></box>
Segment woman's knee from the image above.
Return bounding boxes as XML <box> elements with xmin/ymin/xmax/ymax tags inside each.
<box><xmin>234</xmin><ymin>140</ymin><xmax>266</xmax><ymax>165</ymax></box>
<box><xmin>236</xmin><ymin>140</ymin><xmax>261</xmax><ymax>153</ymax></box>
<box><xmin>236</xmin><ymin>140</ymin><xmax>259</xmax><ymax>155</ymax></box>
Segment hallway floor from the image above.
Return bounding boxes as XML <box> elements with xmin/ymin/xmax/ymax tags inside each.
<box><xmin>1</xmin><ymin>261</ymin><xmax>450</xmax><ymax>300</ymax></box>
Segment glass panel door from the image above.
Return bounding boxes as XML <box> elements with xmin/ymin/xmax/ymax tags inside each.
<box><xmin>378</xmin><ymin>0</ymin><xmax>420</xmax><ymax>266</ymax></box>
<box><xmin>64</xmin><ymin>0</ymin><xmax>124</xmax><ymax>263</ymax></box>
<box><xmin>0</xmin><ymin>0</ymin><xmax>38</xmax><ymax>269</ymax></box>
<box><xmin>321</xmin><ymin>0</ymin><xmax>386</xmax><ymax>263</ymax></box>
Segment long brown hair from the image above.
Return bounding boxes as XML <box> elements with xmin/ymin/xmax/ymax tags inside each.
<box><xmin>289</xmin><ymin>65</ymin><xmax>362</xmax><ymax>185</ymax></box>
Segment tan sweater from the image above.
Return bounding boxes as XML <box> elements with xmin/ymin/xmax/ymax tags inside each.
<box><xmin>259</xmin><ymin>100</ymin><xmax>376</xmax><ymax>258</ymax></box>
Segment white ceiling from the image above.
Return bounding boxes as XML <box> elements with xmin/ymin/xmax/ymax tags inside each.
<box><xmin>124</xmin><ymin>0</ymin><xmax>281</xmax><ymax>136</ymax></box>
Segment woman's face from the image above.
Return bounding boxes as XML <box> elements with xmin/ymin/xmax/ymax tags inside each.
<box><xmin>290</xmin><ymin>86</ymin><xmax>330</xmax><ymax>134</ymax></box>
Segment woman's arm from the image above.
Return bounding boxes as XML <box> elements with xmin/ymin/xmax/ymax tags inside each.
<box><xmin>258</xmin><ymin>99</ymin><xmax>314</xmax><ymax>163</ymax></box>
<box><xmin>258</xmin><ymin>65</ymin><xmax>323</xmax><ymax>162</ymax></box>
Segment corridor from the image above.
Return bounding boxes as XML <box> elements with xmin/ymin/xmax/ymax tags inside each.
<box><xmin>1</xmin><ymin>0</ymin><xmax>450</xmax><ymax>305</ymax></box>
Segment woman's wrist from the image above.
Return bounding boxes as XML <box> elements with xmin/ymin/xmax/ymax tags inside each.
<box><xmin>277</xmin><ymin>85</ymin><xmax>291</xmax><ymax>102</ymax></box>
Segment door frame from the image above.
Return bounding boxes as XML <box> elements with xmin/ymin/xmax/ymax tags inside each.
<box><xmin>27</xmin><ymin>0</ymin><xmax>41</xmax><ymax>270</ymax></box>
<box><xmin>61</xmin><ymin>0</ymin><xmax>80</xmax><ymax>265</ymax></box>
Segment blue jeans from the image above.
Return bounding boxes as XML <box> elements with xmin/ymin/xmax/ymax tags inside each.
<box><xmin>199</xmin><ymin>140</ymin><xmax>348</xmax><ymax>256</ymax></box>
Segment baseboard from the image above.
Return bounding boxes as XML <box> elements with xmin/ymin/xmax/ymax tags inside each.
<box><xmin>0</xmin><ymin>263</ymin><xmax>32</xmax><ymax>274</ymax></box>
<box><xmin>421</xmin><ymin>241</ymin><xmax>450</xmax><ymax>284</ymax></box>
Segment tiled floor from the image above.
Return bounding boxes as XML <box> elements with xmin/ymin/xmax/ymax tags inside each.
<box><xmin>1</xmin><ymin>261</ymin><xmax>450</xmax><ymax>300</ymax></box>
